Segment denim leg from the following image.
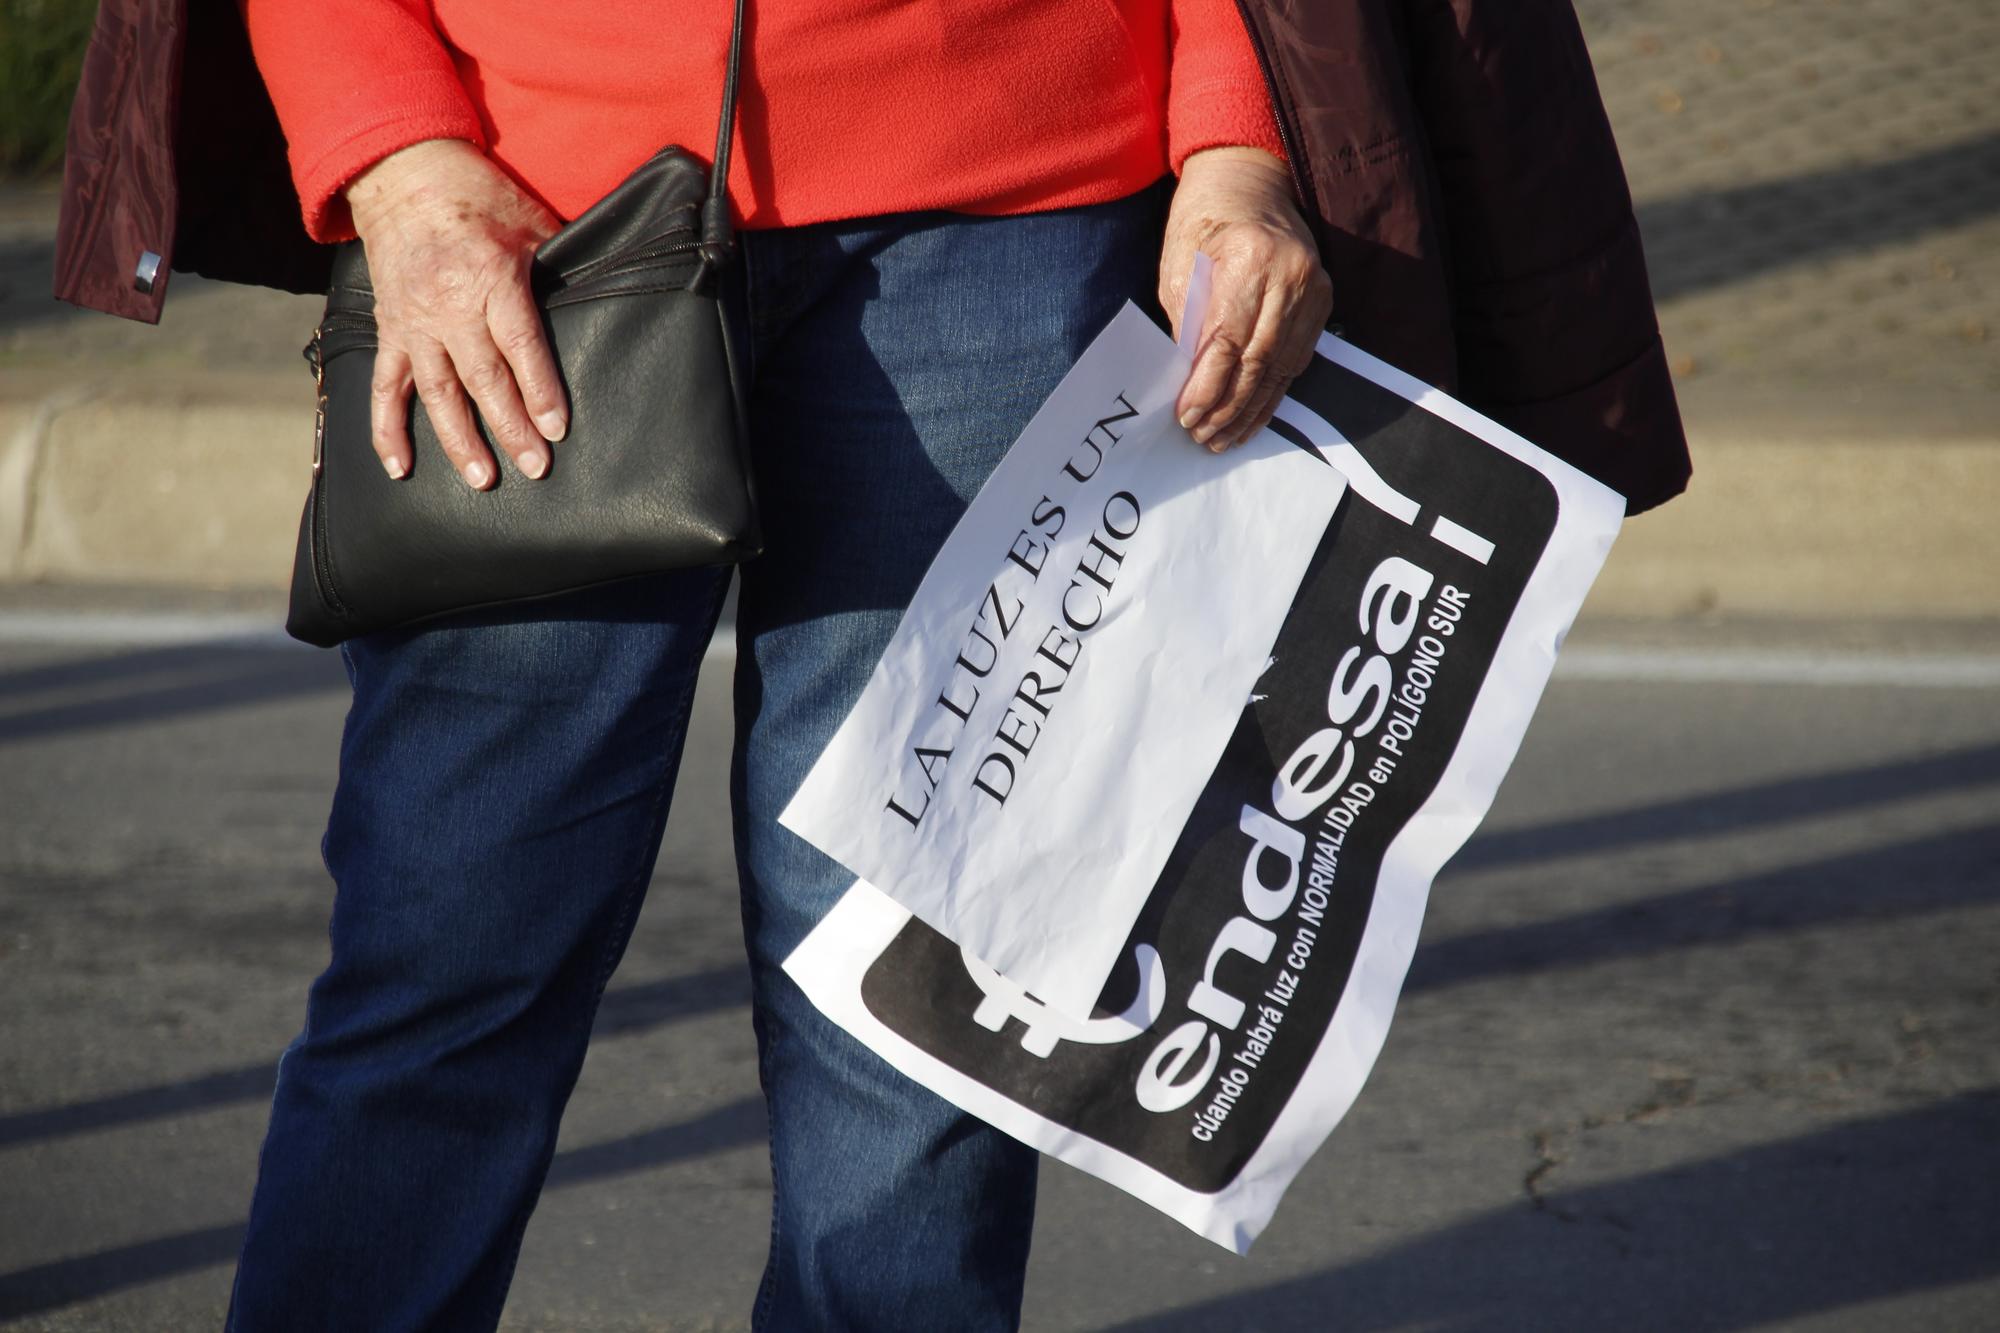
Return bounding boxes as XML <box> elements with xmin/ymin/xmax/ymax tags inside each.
<box><xmin>731</xmin><ymin>184</ymin><xmax>1168</xmax><ymax>1331</ymax></box>
<box><xmin>226</xmin><ymin>570</ymin><xmax>728</xmax><ymax>1332</ymax></box>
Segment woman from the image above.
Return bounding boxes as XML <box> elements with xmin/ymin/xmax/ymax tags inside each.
<box><xmin>55</xmin><ymin>1</ymin><xmax>1687</xmax><ymax>1326</ymax></box>
<box><xmin>224</xmin><ymin>3</ymin><xmax>1326</xmax><ymax>1328</ymax></box>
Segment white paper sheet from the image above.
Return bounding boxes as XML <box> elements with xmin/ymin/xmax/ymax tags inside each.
<box><xmin>781</xmin><ymin>302</ymin><xmax>1348</xmax><ymax>1018</ymax></box>
<box><xmin>784</xmin><ymin>327</ymin><xmax>1626</xmax><ymax>1253</ymax></box>
<box><xmin>1178</xmin><ymin>250</ymin><xmax>1214</xmax><ymax>355</ymax></box>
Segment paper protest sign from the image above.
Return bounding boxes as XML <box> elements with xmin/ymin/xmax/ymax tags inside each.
<box><xmin>781</xmin><ymin>303</ymin><xmax>1349</xmax><ymax>1019</ymax></box>
<box><xmin>784</xmin><ymin>327</ymin><xmax>1624</xmax><ymax>1252</ymax></box>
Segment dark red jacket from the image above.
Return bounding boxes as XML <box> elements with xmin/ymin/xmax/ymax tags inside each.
<box><xmin>53</xmin><ymin>0</ymin><xmax>1689</xmax><ymax>512</ymax></box>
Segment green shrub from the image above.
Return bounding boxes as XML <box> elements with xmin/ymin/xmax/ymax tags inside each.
<box><xmin>0</xmin><ymin>0</ymin><xmax>98</xmax><ymax>176</ymax></box>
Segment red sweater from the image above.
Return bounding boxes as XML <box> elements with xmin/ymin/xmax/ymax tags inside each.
<box><xmin>243</xmin><ymin>1</ymin><xmax>1284</xmax><ymax>243</ymax></box>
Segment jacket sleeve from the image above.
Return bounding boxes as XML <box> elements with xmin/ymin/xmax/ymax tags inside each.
<box><xmin>240</xmin><ymin>0</ymin><xmax>486</xmax><ymax>241</ymax></box>
<box><xmin>1403</xmin><ymin>0</ymin><xmax>1691</xmax><ymax>511</ymax></box>
<box><xmin>1167</xmin><ymin>0</ymin><xmax>1287</xmax><ymax>170</ymax></box>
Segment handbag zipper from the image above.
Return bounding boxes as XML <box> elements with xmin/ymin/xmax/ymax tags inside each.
<box><xmin>309</xmin><ymin>326</ymin><xmax>327</xmax><ymax>479</ymax></box>
<box><xmin>553</xmin><ymin>235</ymin><xmax>702</xmax><ymax>287</ymax></box>
<box><xmin>308</xmin><ymin>236</ymin><xmax>703</xmax><ymax>343</ymax></box>
<box><xmin>304</xmin><ymin>326</ymin><xmax>348</xmax><ymax>619</ymax></box>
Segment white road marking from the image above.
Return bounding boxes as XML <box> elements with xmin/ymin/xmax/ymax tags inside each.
<box><xmin>0</xmin><ymin>610</ymin><xmax>737</xmax><ymax>661</ymax></box>
<box><xmin>2</xmin><ymin>612</ymin><xmax>1997</xmax><ymax>687</ymax></box>
<box><xmin>0</xmin><ymin>611</ymin><xmax>301</xmax><ymax>648</ymax></box>
<box><xmin>1553</xmin><ymin>646</ymin><xmax>2000</xmax><ymax>689</ymax></box>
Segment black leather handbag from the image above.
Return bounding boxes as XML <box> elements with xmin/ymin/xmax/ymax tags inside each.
<box><xmin>285</xmin><ymin>0</ymin><xmax>758</xmax><ymax>648</ymax></box>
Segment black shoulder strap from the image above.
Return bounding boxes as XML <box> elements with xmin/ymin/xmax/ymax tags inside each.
<box><xmin>700</xmin><ymin>0</ymin><xmax>748</xmax><ymax>268</ymax></box>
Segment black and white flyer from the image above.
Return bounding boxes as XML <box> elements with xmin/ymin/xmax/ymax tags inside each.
<box><xmin>781</xmin><ymin>303</ymin><xmax>1349</xmax><ymax>1019</ymax></box>
<box><xmin>783</xmin><ymin>306</ymin><xmax>1625</xmax><ymax>1251</ymax></box>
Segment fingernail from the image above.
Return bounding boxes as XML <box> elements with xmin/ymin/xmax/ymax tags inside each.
<box><xmin>383</xmin><ymin>456</ymin><xmax>407</xmax><ymax>480</ymax></box>
<box><xmin>464</xmin><ymin>459</ymin><xmax>494</xmax><ymax>489</ymax></box>
<box><xmin>1192</xmin><ymin>422</ymin><xmax>1218</xmax><ymax>445</ymax></box>
<box><xmin>536</xmin><ymin>411</ymin><xmax>567</xmax><ymax>443</ymax></box>
<box><xmin>517</xmin><ymin>450</ymin><xmax>548</xmax><ymax>480</ymax></box>
<box><xmin>1179</xmin><ymin>410</ymin><xmax>1201</xmax><ymax>431</ymax></box>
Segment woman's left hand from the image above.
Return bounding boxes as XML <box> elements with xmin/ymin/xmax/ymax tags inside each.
<box><xmin>1160</xmin><ymin>146</ymin><xmax>1333</xmax><ymax>452</ymax></box>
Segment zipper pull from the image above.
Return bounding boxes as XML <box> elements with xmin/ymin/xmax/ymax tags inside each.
<box><xmin>310</xmin><ymin>326</ymin><xmax>327</xmax><ymax>479</ymax></box>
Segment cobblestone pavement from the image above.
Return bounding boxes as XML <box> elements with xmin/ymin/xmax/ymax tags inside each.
<box><xmin>4</xmin><ymin>0</ymin><xmax>1996</xmax><ymax>410</ymax></box>
<box><xmin>1577</xmin><ymin>0</ymin><xmax>2000</xmax><ymax>398</ymax></box>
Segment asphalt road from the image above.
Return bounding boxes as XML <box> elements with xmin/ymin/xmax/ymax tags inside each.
<box><xmin>1</xmin><ymin>614</ymin><xmax>1995</xmax><ymax>1331</ymax></box>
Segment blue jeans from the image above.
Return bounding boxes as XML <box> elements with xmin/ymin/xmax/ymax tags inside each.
<box><xmin>225</xmin><ymin>181</ymin><xmax>1169</xmax><ymax>1332</ymax></box>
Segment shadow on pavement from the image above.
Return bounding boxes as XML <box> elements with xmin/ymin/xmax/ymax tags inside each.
<box><xmin>1642</xmin><ymin>131</ymin><xmax>2000</xmax><ymax>301</ymax></box>
<box><xmin>0</xmin><ymin>643</ymin><xmax>346</xmax><ymax>745</ymax></box>
<box><xmin>0</xmin><ymin>964</ymin><xmax>750</xmax><ymax>1150</ymax></box>
<box><xmin>8</xmin><ymin>739</ymin><xmax>1988</xmax><ymax>1149</ymax></box>
<box><xmin>1104</xmin><ymin>1090</ymin><xmax>2000</xmax><ymax>1333</ymax></box>
<box><xmin>1454</xmin><ymin>740</ymin><xmax>2000</xmax><ymax>873</ymax></box>
<box><xmin>0</xmin><ymin>1097</ymin><xmax>767</xmax><ymax>1320</ymax></box>
<box><xmin>1414</xmin><ymin>823</ymin><xmax>2000</xmax><ymax>994</ymax></box>
<box><xmin>5</xmin><ymin>690</ymin><xmax>1994</xmax><ymax>1317</ymax></box>
<box><xmin>0</xmin><ymin>236</ymin><xmax>58</xmax><ymax>329</ymax></box>
<box><xmin>0</xmin><ymin>1222</ymin><xmax>245</xmax><ymax>1325</ymax></box>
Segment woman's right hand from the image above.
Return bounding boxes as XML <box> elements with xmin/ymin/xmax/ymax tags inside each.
<box><xmin>345</xmin><ymin>138</ymin><xmax>567</xmax><ymax>488</ymax></box>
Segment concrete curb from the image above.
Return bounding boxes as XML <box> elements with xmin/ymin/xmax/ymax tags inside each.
<box><xmin>1</xmin><ymin>371</ymin><xmax>1994</xmax><ymax>618</ymax></box>
<box><xmin>0</xmin><ymin>372</ymin><xmax>306</xmax><ymax>590</ymax></box>
<box><xmin>1589</xmin><ymin>429</ymin><xmax>2000</xmax><ymax>619</ymax></box>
